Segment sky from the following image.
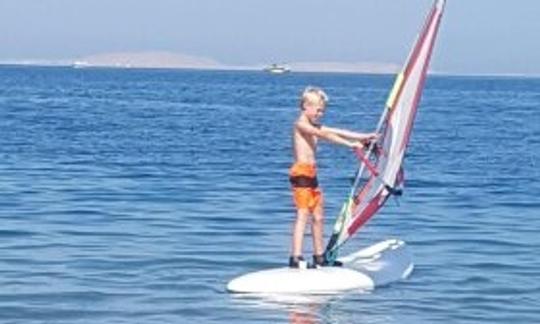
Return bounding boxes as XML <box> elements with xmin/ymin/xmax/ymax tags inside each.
<box><xmin>0</xmin><ymin>0</ymin><xmax>539</xmax><ymax>75</ymax></box>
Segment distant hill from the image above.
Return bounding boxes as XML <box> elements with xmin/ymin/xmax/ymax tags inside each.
<box><xmin>72</xmin><ymin>51</ymin><xmax>400</xmax><ymax>74</ymax></box>
<box><xmin>74</xmin><ymin>51</ymin><xmax>221</xmax><ymax>69</ymax></box>
<box><xmin>2</xmin><ymin>51</ymin><xmax>402</xmax><ymax>74</ymax></box>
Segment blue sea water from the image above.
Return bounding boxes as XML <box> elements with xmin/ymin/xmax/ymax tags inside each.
<box><xmin>0</xmin><ymin>65</ymin><xmax>539</xmax><ymax>323</ymax></box>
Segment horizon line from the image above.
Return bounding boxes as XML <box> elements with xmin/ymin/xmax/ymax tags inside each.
<box><xmin>1</xmin><ymin>61</ymin><xmax>539</xmax><ymax>79</ymax></box>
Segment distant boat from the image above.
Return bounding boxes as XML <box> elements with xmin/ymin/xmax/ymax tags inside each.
<box><xmin>72</xmin><ymin>61</ymin><xmax>89</xmax><ymax>69</ymax></box>
<box><xmin>264</xmin><ymin>63</ymin><xmax>290</xmax><ymax>74</ymax></box>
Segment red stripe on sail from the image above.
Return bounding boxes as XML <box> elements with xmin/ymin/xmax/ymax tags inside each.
<box><xmin>387</xmin><ymin>5</ymin><xmax>437</xmax><ymax>119</ymax></box>
<box><xmin>400</xmin><ymin>9</ymin><xmax>443</xmax><ymax>151</ymax></box>
<box><xmin>347</xmin><ymin>191</ymin><xmax>389</xmax><ymax>235</ymax></box>
<box><xmin>355</xmin><ymin>175</ymin><xmax>376</xmax><ymax>204</ymax></box>
<box><xmin>355</xmin><ymin>148</ymin><xmax>379</xmax><ymax>177</ymax></box>
<box><xmin>403</xmin><ymin>6</ymin><xmax>437</xmax><ymax>77</ymax></box>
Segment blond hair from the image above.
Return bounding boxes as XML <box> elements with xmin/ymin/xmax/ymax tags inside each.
<box><xmin>300</xmin><ymin>86</ymin><xmax>328</xmax><ymax>110</ymax></box>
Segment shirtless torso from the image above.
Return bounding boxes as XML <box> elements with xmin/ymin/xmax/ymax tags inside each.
<box><xmin>292</xmin><ymin>115</ymin><xmax>318</xmax><ymax>164</ymax></box>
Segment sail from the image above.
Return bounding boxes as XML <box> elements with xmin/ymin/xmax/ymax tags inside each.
<box><xmin>325</xmin><ymin>0</ymin><xmax>446</xmax><ymax>259</ymax></box>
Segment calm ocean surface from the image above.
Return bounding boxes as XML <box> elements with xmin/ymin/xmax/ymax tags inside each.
<box><xmin>0</xmin><ymin>66</ymin><xmax>539</xmax><ymax>323</ymax></box>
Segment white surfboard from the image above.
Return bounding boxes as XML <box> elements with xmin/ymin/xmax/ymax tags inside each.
<box><xmin>227</xmin><ymin>239</ymin><xmax>413</xmax><ymax>294</ymax></box>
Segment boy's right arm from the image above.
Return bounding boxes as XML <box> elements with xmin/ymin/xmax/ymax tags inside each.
<box><xmin>322</xmin><ymin>126</ymin><xmax>379</xmax><ymax>143</ymax></box>
<box><xmin>296</xmin><ymin>121</ymin><xmax>363</xmax><ymax>149</ymax></box>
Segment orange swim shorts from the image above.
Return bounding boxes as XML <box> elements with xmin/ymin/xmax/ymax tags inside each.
<box><xmin>289</xmin><ymin>163</ymin><xmax>323</xmax><ymax>212</ymax></box>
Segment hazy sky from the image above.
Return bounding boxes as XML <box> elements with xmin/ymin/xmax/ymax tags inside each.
<box><xmin>1</xmin><ymin>0</ymin><xmax>539</xmax><ymax>75</ymax></box>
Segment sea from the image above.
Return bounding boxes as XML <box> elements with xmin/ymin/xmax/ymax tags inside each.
<box><xmin>0</xmin><ymin>65</ymin><xmax>539</xmax><ymax>324</ymax></box>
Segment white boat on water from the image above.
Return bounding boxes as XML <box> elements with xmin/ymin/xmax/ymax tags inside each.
<box><xmin>72</xmin><ymin>60</ymin><xmax>90</xmax><ymax>69</ymax></box>
<box><xmin>264</xmin><ymin>63</ymin><xmax>290</xmax><ymax>74</ymax></box>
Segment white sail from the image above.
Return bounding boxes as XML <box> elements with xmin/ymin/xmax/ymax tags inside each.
<box><xmin>325</xmin><ymin>0</ymin><xmax>446</xmax><ymax>259</ymax></box>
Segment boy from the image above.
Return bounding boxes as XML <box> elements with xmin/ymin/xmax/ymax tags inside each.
<box><xmin>289</xmin><ymin>86</ymin><xmax>378</xmax><ymax>268</ymax></box>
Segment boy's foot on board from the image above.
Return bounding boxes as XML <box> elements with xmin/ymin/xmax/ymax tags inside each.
<box><xmin>288</xmin><ymin>255</ymin><xmax>305</xmax><ymax>268</ymax></box>
<box><xmin>289</xmin><ymin>255</ymin><xmax>343</xmax><ymax>268</ymax></box>
<box><xmin>313</xmin><ymin>254</ymin><xmax>343</xmax><ymax>267</ymax></box>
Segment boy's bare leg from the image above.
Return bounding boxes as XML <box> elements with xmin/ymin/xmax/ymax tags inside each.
<box><xmin>312</xmin><ymin>206</ymin><xmax>325</xmax><ymax>257</ymax></box>
<box><xmin>292</xmin><ymin>209</ymin><xmax>310</xmax><ymax>257</ymax></box>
